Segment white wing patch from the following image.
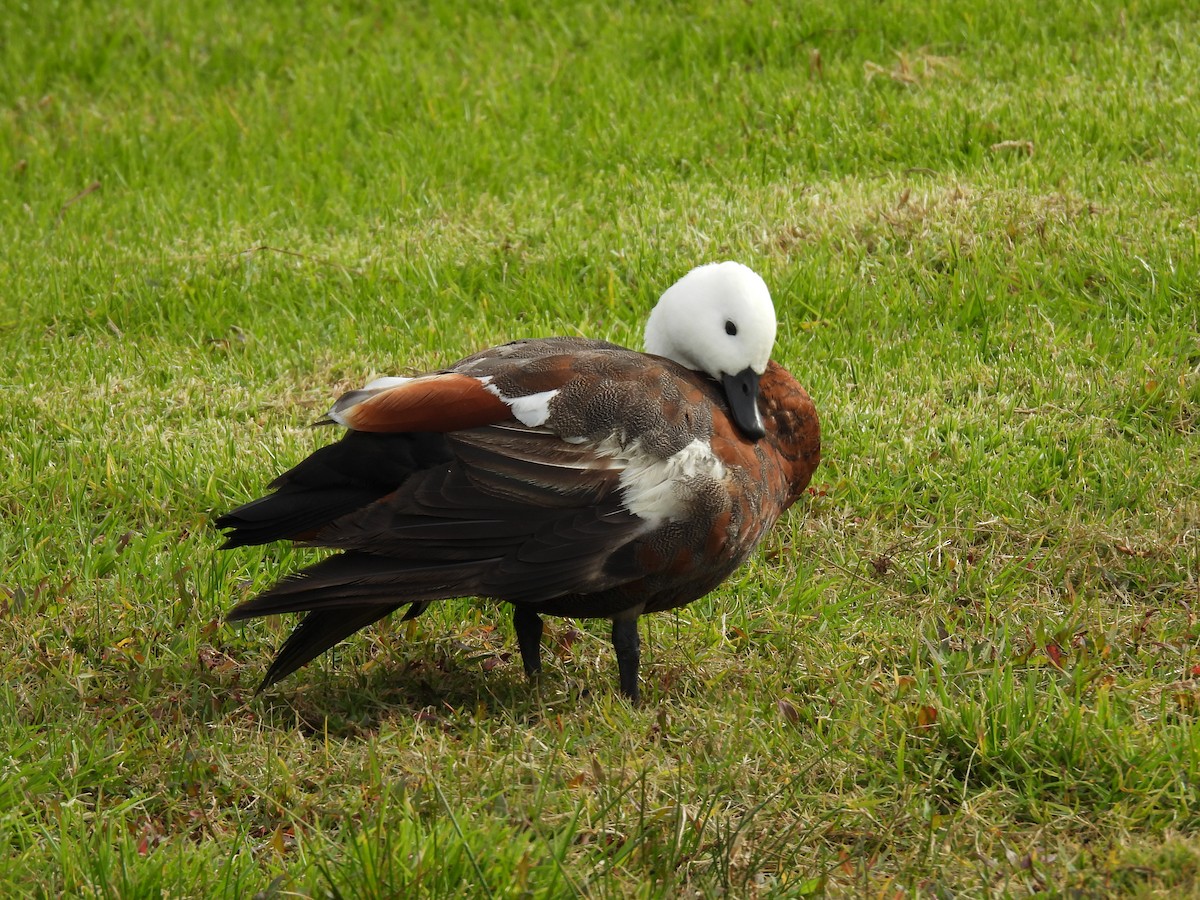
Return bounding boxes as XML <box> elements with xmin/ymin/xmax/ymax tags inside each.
<box><xmin>488</xmin><ymin>419</ymin><xmax>724</xmax><ymax>525</ymax></box>
<box><xmin>479</xmin><ymin>378</ymin><xmax>560</xmax><ymax>429</ymax></box>
<box><xmin>505</xmin><ymin>389</ymin><xmax>559</xmax><ymax>428</ymax></box>
<box><xmin>361</xmin><ymin>375</ymin><xmax>413</xmax><ymax>391</ymax></box>
<box><xmin>614</xmin><ymin>438</ymin><xmax>726</xmax><ymax>525</ymax></box>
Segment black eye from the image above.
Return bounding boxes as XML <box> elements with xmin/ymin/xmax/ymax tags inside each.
<box><xmin>724</xmin><ymin>320</ymin><xmax>737</xmax><ymax>336</ymax></box>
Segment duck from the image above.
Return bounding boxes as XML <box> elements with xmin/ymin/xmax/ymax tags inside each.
<box><xmin>217</xmin><ymin>261</ymin><xmax>820</xmax><ymax>703</ymax></box>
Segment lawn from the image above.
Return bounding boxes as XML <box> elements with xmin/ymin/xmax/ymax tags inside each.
<box><xmin>2</xmin><ymin>0</ymin><xmax>1199</xmax><ymax>895</ymax></box>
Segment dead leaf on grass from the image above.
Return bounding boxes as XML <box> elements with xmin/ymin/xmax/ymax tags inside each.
<box><xmin>990</xmin><ymin>140</ymin><xmax>1035</xmax><ymax>156</ymax></box>
<box><xmin>777</xmin><ymin>698</ymin><xmax>802</xmax><ymax>726</ymax></box>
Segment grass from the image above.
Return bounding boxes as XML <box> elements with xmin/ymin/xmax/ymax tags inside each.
<box><xmin>2</xmin><ymin>0</ymin><xmax>1199</xmax><ymax>895</ymax></box>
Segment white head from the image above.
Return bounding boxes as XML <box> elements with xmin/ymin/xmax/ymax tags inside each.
<box><xmin>644</xmin><ymin>261</ymin><xmax>778</xmax><ymax>439</ymax></box>
<box><xmin>643</xmin><ymin>261</ymin><xmax>776</xmax><ymax>379</ymax></box>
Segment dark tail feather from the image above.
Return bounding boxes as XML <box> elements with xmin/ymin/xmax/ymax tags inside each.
<box><xmin>400</xmin><ymin>601</ymin><xmax>430</xmax><ymax>621</ymax></box>
<box><xmin>256</xmin><ymin>604</ymin><xmax>398</xmax><ymax>691</ymax></box>
<box><xmin>229</xmin><ymin>553</ymin><xmax>474</xmax><ymax>688</ymax></box>
<box><xmin>226</xmin><ymin>553</ymin><xmax>488</xmax><ymax>621</ymax></box>
<box><xmin>216</xmin><ymin>431</ymin><xmax>454</xmax><ymax>548</ymax></box>
<box><xmin>216</xmin><ymin>489</ymin><xmax>383</xmax><ymax>549</ymax></box>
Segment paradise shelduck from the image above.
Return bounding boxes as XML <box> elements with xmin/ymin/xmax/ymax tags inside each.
<box><xmin>218</xmin><ymin>261</ymin><xmax>820</xmax><ymax>702</ymax></box>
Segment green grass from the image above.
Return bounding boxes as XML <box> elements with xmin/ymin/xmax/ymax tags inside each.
<box><xmin>3</xmin><ymin>0</ymin><xmax>1199</xmax><ymax>895</ymax></box>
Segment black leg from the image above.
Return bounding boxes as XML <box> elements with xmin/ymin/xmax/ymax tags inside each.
<box><xmin>513</xmin><ymin>606</ymin><xmax>544</xmax><ymax>678</ymax></box>
<box><xmin>611</xmin><ymin>617</ymin><xmax>641</xmax><ymax>703</ymax></box>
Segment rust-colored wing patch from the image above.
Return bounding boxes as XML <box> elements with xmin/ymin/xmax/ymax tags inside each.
<box><xmin>332</xmin><ymin>374</ymin><xmax>513</xmax><ymax>433</ymax></box>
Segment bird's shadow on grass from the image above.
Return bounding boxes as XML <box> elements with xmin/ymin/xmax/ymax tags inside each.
<box><xmin>172</xmin><ymin>617</ymin><xmax>703</xmax><ymax>739</ymax></box>
<box><xmin>204</xmin><ymin>654</ymin><xmax>606</xmax><ymax>740</ymax></box>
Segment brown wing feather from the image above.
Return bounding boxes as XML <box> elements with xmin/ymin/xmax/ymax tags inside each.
<box><xmin>333</xmin><ymin>373</ymin><xmax>513</xmax><ymax>432</ymax></box>
<box><xmin>303</xmin><ymin>424</ymin><xmax>649</xmax><ymax>600</ymax></box>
